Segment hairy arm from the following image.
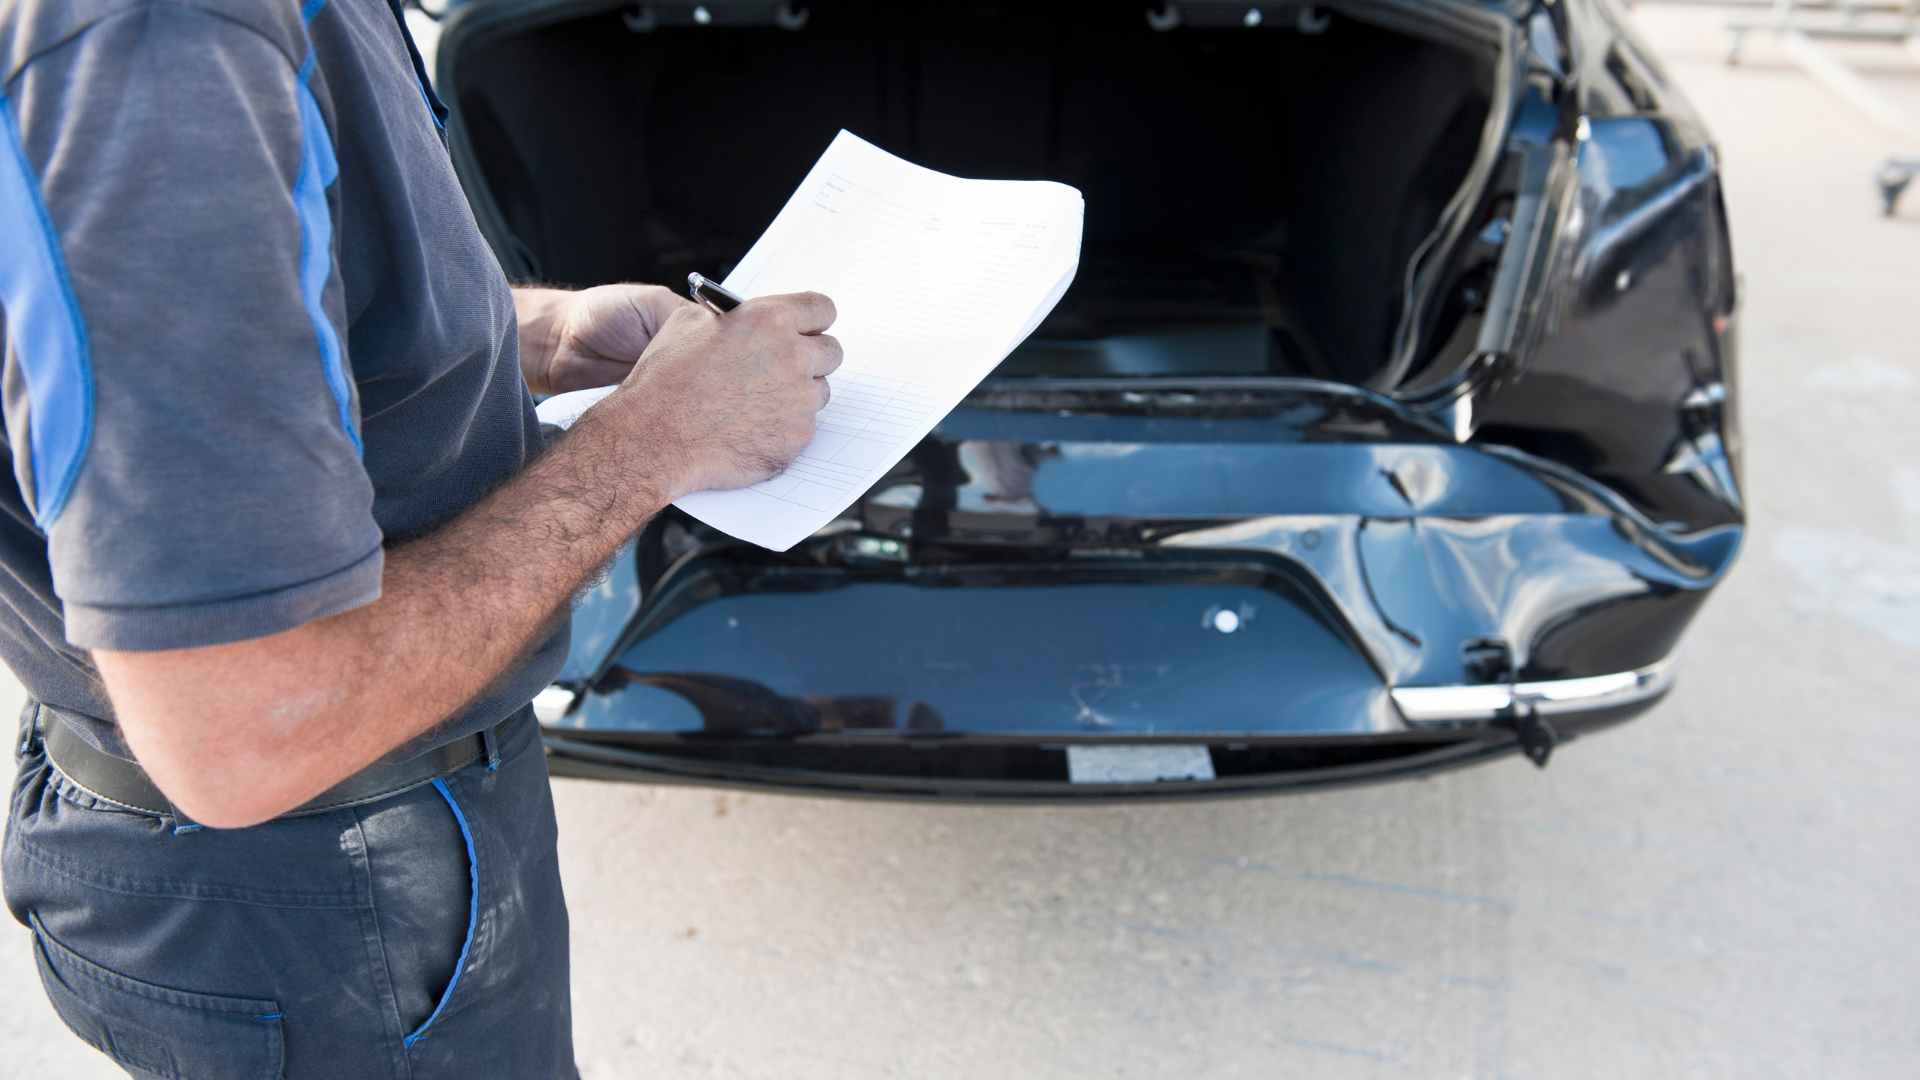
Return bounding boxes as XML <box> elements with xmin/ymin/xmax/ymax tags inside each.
<box><xmin>94</xmin><ymin>295</ymin><xmax>839</xmax><ymax>827</ymax></box>
<box><xmin>93</xmin><ymin>391</ymin><xmax>666</xmax><ymax>826</ymax></box>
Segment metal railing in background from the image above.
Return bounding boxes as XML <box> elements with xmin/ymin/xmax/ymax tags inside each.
<box><xmin>1721</xmin><ymin>0</ymin><xmax>1919</xmax><ymax>62</ymax></box>
<box><xmin>1635</xmin><ymin>0</ymin><xmax>1920</xmax><ymax>213</ymax></box>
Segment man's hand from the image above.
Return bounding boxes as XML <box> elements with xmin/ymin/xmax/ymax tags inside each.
<box><xmin>514</xmin><ymin>284</ymin><xmax>689</xmax><ymax>396</ymax></box>
<box><xmin>608</xmin><ymin>291</ymin><xmax>843</xmax><ymax>498</ymax></box>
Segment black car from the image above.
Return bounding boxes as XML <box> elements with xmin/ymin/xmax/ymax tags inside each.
<box><xmin>431</xmin><ymin>0</ymin><xmax>1743</xmax><ymax>798</ymax></box>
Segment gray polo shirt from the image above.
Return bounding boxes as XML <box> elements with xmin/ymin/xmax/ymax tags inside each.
<box><xmin>0</xmin><ymin>0</ymin><xmax>564</xmax><ymax>758</ymax></box>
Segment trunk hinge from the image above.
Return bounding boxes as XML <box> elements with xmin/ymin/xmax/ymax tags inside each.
<box><xmin>1464</xmin><ymin>638</ymin><xmax>1558</xmax><ymax>768</ymax></box>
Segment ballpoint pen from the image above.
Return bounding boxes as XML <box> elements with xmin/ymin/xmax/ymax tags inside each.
<box><xmin>687</xmin><ymin>272</ymin><xmax>744</xmax><ymax>314</ymax></box>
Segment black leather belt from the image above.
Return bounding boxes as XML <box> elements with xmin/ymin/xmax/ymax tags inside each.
<box><xmin>32</xmin><ymin>703</ymin><xmax>515</xmax><ymax>821</ymax></box>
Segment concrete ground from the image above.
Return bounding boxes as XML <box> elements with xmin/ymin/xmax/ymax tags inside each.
<box><xmin>4</xmin><ymin>5</ymin><xmax>1917</xmax><ymax>1077</ymax></box>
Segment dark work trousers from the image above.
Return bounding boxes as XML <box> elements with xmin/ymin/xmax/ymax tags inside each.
<box><xmin>3</xmin><ymin>702</ymin><xmax>577</xmax><ymax>1079</ymax></box>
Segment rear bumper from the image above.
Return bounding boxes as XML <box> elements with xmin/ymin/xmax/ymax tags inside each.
<box><xmin>531</xmin><ymin>418</ymin><xmax>1732</xmax><ymax>800</ymax></box>
<box><xmin>535</xmin><ymin>657</ymin><xmax>1673</xmax><ymax>801</ymax></box>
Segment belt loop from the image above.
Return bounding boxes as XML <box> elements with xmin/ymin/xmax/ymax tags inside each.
<box><xmin>168</xmin><ymin>793</ymin><xmax>203</xmax><ymax>833</ymax></box>
<box><xmin>481</xmin><ymin>725</ymin><xmax>501</xmax><ymax>773</ymax></box>
<box><xmin>17</xmin><ymin>701</ymin><xmax>42</xmax><ymax>760</ymax></box>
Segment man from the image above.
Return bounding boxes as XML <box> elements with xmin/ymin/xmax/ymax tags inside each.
<box><xmin>0</xmin><ymin>0</ymin><xmax>839</xmax><ymax>1075</ymax></box>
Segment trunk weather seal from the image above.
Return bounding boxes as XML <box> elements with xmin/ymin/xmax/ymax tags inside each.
<box><xmin>1380</xmin><ymin>7</ymin><xmax>1528</xmax><ymax>393</ymax></box>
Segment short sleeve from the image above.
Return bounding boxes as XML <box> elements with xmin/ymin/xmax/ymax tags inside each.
<box><xmin>0</xmin><ymin>7</ymin><xmax>383</xmax><ymax>650</ymax></box>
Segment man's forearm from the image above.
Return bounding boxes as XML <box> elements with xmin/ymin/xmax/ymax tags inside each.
<box><xmin>95</xmin><ymin>389</ymin><xmax>670</xmax><ymax>826</ymax></box>
<box><xmin>96</xmin><ymin>288</ymin><xmax>837</xmax><ymax>828</ymax></box>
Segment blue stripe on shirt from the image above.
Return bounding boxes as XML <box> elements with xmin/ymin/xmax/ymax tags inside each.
<box><xmin>0</xmin><ymin>92</ymin><xmax>94</xmax><ymax>529</ymax></box>
<box><xmin>293</xmin><ymin>1</ymin><xmax>361</xmax><ymax>455</ymax></box>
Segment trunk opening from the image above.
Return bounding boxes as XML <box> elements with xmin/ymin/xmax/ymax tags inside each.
<box><xmin>445</xmin><ymin>1</ymin><xmax>1505</xmax><ymax>390</ymax></box>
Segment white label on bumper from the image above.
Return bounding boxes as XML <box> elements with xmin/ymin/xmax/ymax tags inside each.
<box><xmin>1066</xmin><ymin>744</ymin><xmax>1215</xmax><ymax>784</ymax></box>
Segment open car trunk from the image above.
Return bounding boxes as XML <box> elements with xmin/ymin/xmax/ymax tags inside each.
<box><xmin>442</xmin><ymin>0</ymin><xmax>1506</xmax><ymax>389</ymax></box>
<box><xmin>436</xmin><ymin>1</ymin><xmax>1746</xmax><ymax>797</ymax></box>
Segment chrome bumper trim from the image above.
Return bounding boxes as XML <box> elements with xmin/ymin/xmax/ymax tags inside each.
<box><xmin>1390</xmin><ymin>659</ymin><xmax>1675</xmax><ymax>725</ymax></box>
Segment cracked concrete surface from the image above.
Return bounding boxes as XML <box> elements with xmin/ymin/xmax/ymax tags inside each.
<box><xmin>3</xmin><ymin>6</ymin><xmax>1917</xmax><ymax>1076</ymax></box>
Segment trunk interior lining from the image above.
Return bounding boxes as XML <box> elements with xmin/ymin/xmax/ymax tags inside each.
<box><xmin>451</xmin><ymin>2</ymin><xmax>1492</xmax><ymax>386</ymax></box>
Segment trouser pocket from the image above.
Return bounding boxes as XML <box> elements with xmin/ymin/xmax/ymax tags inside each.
<box><xmin>356</xmin><ymin>774</ymin><xmax>480</xmax><ymax>1053</ymax></box>
<box><xmin>29</xmin><ymin>912</ymin><xmax>285</xmax><ymax>1080</ymax></box>
<box><xmin>403</xmin><ymin>779</ymin><xmax>479</xmax><ymax>1049</ymax></box>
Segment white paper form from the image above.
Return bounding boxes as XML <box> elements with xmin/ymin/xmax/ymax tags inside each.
<box><xmin>539</xmin><ymin>131</ymin><xmax>1083</xmax><ymax>551</ymax></box>
<box><xmin>686</xmin><ymin>131</ymin><xmax>1082</xmax><ymax>549</ymax></box>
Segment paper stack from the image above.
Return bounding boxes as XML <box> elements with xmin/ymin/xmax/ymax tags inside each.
<box><xmin>538</xmin><ymin>130</ymin><xmax>1083</xmax><ymax>551</ymax></box>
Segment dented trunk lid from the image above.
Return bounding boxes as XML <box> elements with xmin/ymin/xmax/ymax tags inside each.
<box><xmin>549</xmin><ymin>385</ymin><xmax>1737</xmax><ymax>745</ymax></box>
